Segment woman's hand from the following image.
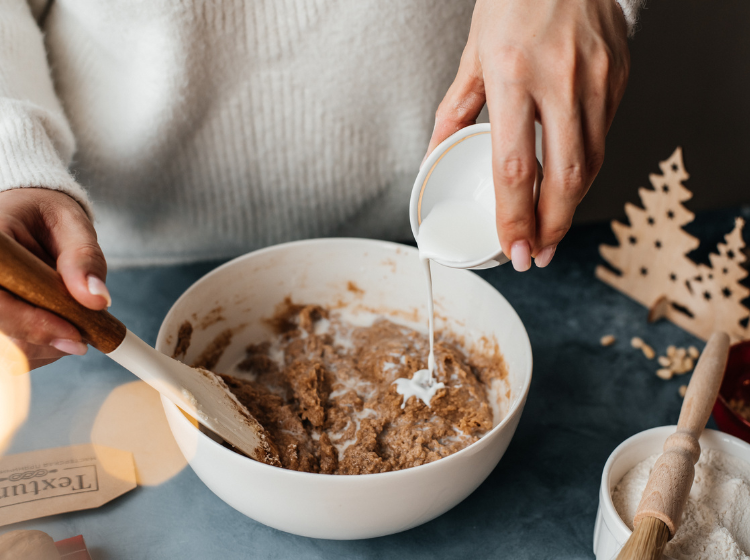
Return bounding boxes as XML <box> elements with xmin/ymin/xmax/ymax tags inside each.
<box><xmin>425</xmin><ymin>0</ymin><xmax>630</xmax><ymax>270</ymax></box>
<box><xmin>0</xmin><ymin>188</ymin><xmax>110</xmax><ymax>370</ymax></box>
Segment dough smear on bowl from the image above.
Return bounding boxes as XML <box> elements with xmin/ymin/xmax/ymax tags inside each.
<box><xmin>202</xmin><ymin>300</ymin><xmax>510</xmax><ymax>474</ymax></box>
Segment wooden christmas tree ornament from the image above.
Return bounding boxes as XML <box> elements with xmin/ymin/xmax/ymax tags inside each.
<box><xmin>596</xmin><ymin>147</ymin><xmax>749</xmax><ymax>343</ymax></box>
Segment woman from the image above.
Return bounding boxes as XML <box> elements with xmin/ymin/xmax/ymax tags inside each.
<box><xmin>0</xmin><ymin>0</ymin><xmax>636</xmax><ymax>368</ymax></box>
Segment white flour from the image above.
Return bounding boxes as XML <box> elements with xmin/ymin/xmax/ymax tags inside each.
<box><xmin>612</xmin><ymin>449</ymin><xmax>750</xmax><ymax>560</ymax></box>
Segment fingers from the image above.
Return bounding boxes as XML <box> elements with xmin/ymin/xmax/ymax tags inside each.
<box><xmin>534</xmin><ymin>49</ymin><xmax>612</xmax><ymax>268</ymax></box>
<box><xmin>10</xmin><ymin>339</ymin><xmax>70</xmax><ymax>361</ymax></box>
<box><xmin>485</xmin><ymin>75</ymin><xmax>538</xmax><ymax>272</ymax></box>
<box><xmin>439</xmin><ymin>0</ymin><xmax>630</xmax><ymax>271</ymax></box>
<box><xmin>28</xmin><ymin>358</ymin><xmax>67</xmax><ymax>369</ymax></box>
<box><xmin>0</xmin><ymin>291</ymin><xmax>81</xmax><ymax>346</ymax></box>
<box><xmin>423</xmin><ymin>47</ymin><xmax>486</xmax><ymax>165</ymax></box>
<box><xmin>0</xmin><ymin>291</ymin><xmax>87</xmax><ymax>370</ymax></box>
<box><xmin>0</xmin><ymin>189</ymin><xmax>103</xmax><ymax>370</ymax></box>
<box><xmin>535</xmin><ymin>100</ymin><xmax>587</xmax><ymax>266</ymax></box>
<box><xmin>40</xmin><ymin>196</ymin><xmax>111</xmax><ymax>310</ymax></box>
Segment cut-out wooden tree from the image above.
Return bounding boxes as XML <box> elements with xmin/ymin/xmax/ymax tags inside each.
<box><xmin>596</xmin><ymin>147</ymin><xmax>749</xmax><ymax>342</ymax></box>
<box><xmin>685</xmin><ymin>218</ymin><xmax>750</xmax><ymax>342</ymax></box>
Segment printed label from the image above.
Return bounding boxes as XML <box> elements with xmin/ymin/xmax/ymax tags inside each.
<box><xmin>0</xmin><ymin>444</ymin><xmax>136</xmax><ymax>526</ymax></box>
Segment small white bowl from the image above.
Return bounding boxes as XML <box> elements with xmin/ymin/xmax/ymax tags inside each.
<box><xmin>410</xmin><ymin>123</ymin><xmax>542</xmax><ymax>270</ymax></box>
<box><xmin>594</xmin><ymin>426</ymin><xmax>750</xmax><ymax>560</ymax></box>
<box><xmin>156</xmin><ymin>238</ymin><xmax>533</xmax><ymax>539</ymax></box>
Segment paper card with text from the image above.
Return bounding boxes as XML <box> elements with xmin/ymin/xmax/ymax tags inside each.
<box><xmin>0</xmin><ymin>444</ymin><xmax>136</xmax><ymax>526</ymax></box>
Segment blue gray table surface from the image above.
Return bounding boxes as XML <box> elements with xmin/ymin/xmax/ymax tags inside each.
<box><xmin>6</xmin><ymin>207</ymin><xmax>749</xmax><ymax>559</ymax></box>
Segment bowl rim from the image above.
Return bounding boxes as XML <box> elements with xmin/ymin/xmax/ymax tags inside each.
<box><xmin>157</xmin><ymin>237</ymin><xmax>533</xmax><ymax>480</ymax></box>
<box><xmin>598</xmin><ymin>425</ymin><xmax>750</xmax><ymax>539</ymax></box>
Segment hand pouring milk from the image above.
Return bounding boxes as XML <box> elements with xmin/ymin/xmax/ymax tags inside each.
<box><xmin>395</xmin><ymin>123</ymin><xmax>541</xmax><ymax>407</ymax></box>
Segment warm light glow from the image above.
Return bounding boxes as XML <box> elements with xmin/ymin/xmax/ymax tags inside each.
<box><xmin>91</xmin><ymin>381</ymin><xmax>188</xmax><ymax>486</ymax></box>
<box><xmin>0</xmin><ymin>332</ymin><xmax>31</xmax><ymax>456</ymax></box>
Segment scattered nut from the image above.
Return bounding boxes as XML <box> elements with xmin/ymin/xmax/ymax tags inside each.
<box><xmin>600</xmin><ymin>335</ymin><xmax>616</xmax><ymax>347</ymax></box>
<box><xmin>628</xmin><ymin>340</ymin><xmax>699</xmax><ymax>379</ymax></box>
<box><xmin>675</xmin><ymin>357</ymin><xmax>694</xmax><ymax>375</ymax></box>
<box><xmin>656</xmin><ymin>345</ymin><xmax>698</xmax><ymax>379</ymax></box>
<box><xmin>641</xmin><ymin>344</ymin><xmax>656</xmax><ymax>360</ymax></box>
<box><xmin>679</xmin><ymin>385</ymin><xmax>687</xmax><ymax>398</ymax></box>
<box><xmin>656</xmin><ymin>368</ymin><xmax>674</xmax><ymax>380</ymax></box>
<box><xmin>630</xmin><ymin>337</ymin><xmax>655</xmax><ymax>359</ymax></box>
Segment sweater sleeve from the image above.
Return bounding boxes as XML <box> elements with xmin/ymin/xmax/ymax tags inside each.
<box><xmin>615</xmin><ymin>0</ymin><xmax>646</xmax><ymax>37</ymax></box>
<box><xmin>0</xmin><ymin>0</ymin><xmax>93</xmax><ymax>218</ymax></box>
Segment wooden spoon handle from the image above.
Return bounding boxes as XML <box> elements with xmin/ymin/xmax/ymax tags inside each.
<box><xmin>678</xmin><ymin>332</ymin><xmax>730</xmax><ymax>434</ymax></box>
<box><xmin>633</xmin><ymin>331</ymin><xmax>730</xmax><ymax>536</ymax></box>
<box><xmin>0</xmin><ymin>231</ymin><xmax>126</xmax><ymax>353</ymax></box>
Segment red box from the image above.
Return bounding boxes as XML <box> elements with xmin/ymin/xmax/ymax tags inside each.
<box><xmin>55</xmin><ymin>535</ymin><xmax>92</xmax><ymax>560</ymax></box>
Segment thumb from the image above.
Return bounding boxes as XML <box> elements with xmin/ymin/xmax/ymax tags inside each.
<box><xmin>44</xmin><ymin>199</ymin><xmax>110</xmax><ymax>311</ymax></box>
<box><xmin>423</xmin><ymin>46</ymin><xmax>486</xmax><ymax>167</ymax></box>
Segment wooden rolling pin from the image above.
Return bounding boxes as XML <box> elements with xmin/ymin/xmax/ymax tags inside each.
<box><xmin>616</xmin><ymin>331</ymin><xmax>730</xmax><ymax>560</ymax></box>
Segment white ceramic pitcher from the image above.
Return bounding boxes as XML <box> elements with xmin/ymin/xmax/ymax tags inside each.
<box><xmin>410</xmin><ymin>123</ymin><xmax>542</xmax><ymax>270</ymax></box>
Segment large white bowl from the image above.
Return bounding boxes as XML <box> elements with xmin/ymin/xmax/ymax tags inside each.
<box><xmin>156</xmin><ymin>238</ymin><xmax>533</xmax><ymax>539</ymax></box>
<box><xmin>594</xmin><ymin>427</ymin><xmax>750</xmax><ymax>559</ymax></box>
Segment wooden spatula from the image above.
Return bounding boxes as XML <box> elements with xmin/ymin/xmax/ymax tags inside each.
<box><xmin>0</xmin><ymin>231</ymin><xmax>280</xmax><ymax>466</ymax></box>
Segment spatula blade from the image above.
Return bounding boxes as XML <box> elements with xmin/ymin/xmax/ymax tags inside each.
<box><xmin>108</xmin><ymin>330</ymin><xmax>281</xmax><ymax>466</ymax></box>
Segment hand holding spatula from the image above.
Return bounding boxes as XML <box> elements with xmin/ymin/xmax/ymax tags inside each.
<box><xmin>0</xmin><ymin>231</ymin><xmax>279</xmax><ymax>466</ymax></box>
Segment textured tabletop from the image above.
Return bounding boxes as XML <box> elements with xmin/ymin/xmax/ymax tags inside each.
<box><xmin>6</xmin><ymin>208</ymin><xmax>746</xmax><ymax>560</ymax></box>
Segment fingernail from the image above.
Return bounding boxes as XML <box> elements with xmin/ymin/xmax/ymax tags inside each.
<box><xmin>87</xmin><ymin>275</ymin><xmax>112</xmax><ymax>307</ymax></box>
<box><xmin>510</xmin><ymin>240</ymin><xmax>531</xmax><ymax>272</ymax></box>
<box><xmin>535</xmin><ymin>245</ymin><xmax>557</xmax><ymax>268</ymax></box>
<box><xmin>50</xmin><ymin>339</ymin><xmax>88</xmax><ymax>356</ymax></box>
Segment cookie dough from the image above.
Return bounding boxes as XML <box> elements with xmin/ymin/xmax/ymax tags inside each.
<box><xmin>216</xmin><ymin>301</ymin><xmax>508</xmax><ymax>475</ymax></box>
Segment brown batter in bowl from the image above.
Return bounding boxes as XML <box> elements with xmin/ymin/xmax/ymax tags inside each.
<box><xmin>203</xmin><ymin>300</ymin><xmax>508</xmax><ymax>475</ymax></box>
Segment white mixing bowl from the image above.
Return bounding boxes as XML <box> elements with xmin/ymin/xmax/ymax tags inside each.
<box><xmin>155</xmin><ymin>238</ymin><xmax>533</xmax><ymax>539</ymax></box>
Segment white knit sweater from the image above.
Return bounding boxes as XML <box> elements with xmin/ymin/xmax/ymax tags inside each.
<box><xmin>0</xmin><ymin>0</ymin><xmax>642</xmax><ymax>267</ymax></box>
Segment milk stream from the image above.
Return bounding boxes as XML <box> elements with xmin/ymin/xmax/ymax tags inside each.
<box><xmin>392</xmin><ymin>258</ymin><xmax>444</xmax><ymax>407</ymax></box>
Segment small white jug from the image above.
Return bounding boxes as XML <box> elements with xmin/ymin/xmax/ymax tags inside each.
<box><xmin>410</xmin><ymin>123</ymin><xmax>542</xmax><ymax>270</ymax></box>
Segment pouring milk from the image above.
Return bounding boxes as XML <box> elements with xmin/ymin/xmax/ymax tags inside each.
<box><xmin>392</xmin><ymin>198</ymin><xmax>501</xmax><ymax>407</ymax></box>
<box><xmin>395</xmin><ymin>123</ymin><xmax>540</xmax><ymax>408</ymax></box>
